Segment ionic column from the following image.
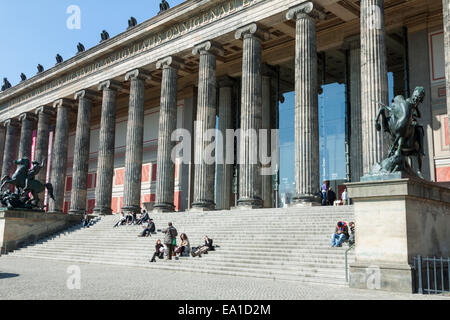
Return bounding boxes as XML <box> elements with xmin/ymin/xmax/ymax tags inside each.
<box><xmin>122</xmin><ymin>70</ymin><xmax>151</xmax><ymax>214</ymax></box>
<box><xmin>1</xmin><ymin>119</ymin><xmax>20</xmax><ymax>178</ymax></box>
<box><xmin>154</xmin><ymin>56</ymin><xmax>183</xmax><ymax>212</ymax></box>
<box><xmin>443</xmin><ymin>0</ymin><xmax>450</xmax><ymax>141</ymax></box>
<box><xmin>69</xmin><ymin>90</ymin><xmax>96</xmax><ymax>215</ymax></box>
<box><xmin>216</xmin><ymin>77</ymin><xmax>235</xmax><ymax>210</ymax></box>
<box><xmin>18</xmin><ymin>113</ymin><xmax>37</xmax><ymax>160</ymax></box>
<box><xmin>191</xmin><ymin>41</ymin><xmax>223</xmax><ymax>211</ymax></box>
<box><xmin>347</xmin><ymin>38</ymin><xmax>363</xmax><ymax>182</ymax></box>
<box><xmin>34</xmin><ymin>106</ymin><xmax>55</xmax><ymax>183</ymax></box>
<box><xmin>261</xmin><ymin>65</ymin><xmax>275</xmax><ymax>208</ymax></box>
<box><xmin>94</xmin><ymin>80</ymin><xmax>122</xmax><ymax>215</ymax></box>
<box><xmin>235</xmin><ymin>23</ymin><xmax>268</xmax><ymax>208</ymax></box>
<box><xmin>287</xmin><ymin>2</ymin><xmax>320</xmax><ymax>204</ymax></box>
<box><xmin>49</xmin><ymin>99</ymin><xmax>73</xmax><ymax>212</ymax></box>
<box><xmin>360</xmin><ymin>0</ymin><xmax>389</xmax><ymax>174</ymax></box>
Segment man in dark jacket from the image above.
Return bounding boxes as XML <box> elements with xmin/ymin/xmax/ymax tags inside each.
<box><xmin>139</xmin><ymin>219</ymin><xmax>155</xmax><ymax>237</ymax></box>
<box><xmin>331</xmin><ymin>221</ymin><xmax>349</xmax><ymax>247</ymax></box>
<box><xmin>162</xmin><ymin>222</ymin><xmax>178</xmax><ymax>260</ymax></box>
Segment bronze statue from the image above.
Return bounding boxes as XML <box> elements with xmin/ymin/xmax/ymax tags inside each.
<box><xmin>372</xmin><ymin>86</ymin><xmax>426</xmax><ymax>178</ymax></box>
<box><xmin>1</xmin><ymin>78</ymin><xmax>12</xmax><ymax>91</ymax></box>
<box><xmin>20</xmin><ymin>73</ymin><xmax>27</xmax><ymax>82</ymax></box>
<box><xmin>77</xmin><ymin>42</ymin><xmax>85</xmax><ymax>54</ymax></box>
<box><xmin>56</xmin><ymin>54</ymin><xmax>63</xmax><ymax>64</ymax></box>
<box><xmin>100</xmin><ymin>30</ymin><xmax>110</xmax><ymax>42</ymax></box>
<box><xmin>127</xmin><ymin>17</ymin><xmax>137</xmax><ymax>29</ymax></box>
<box><xmin>159</xmin><ymin>0</ymin><xmax>170</xmax><ymax>14</ymax></box>
<box><xmin>37</xmin><ymin>64</ymin><xmax>44</xmax><ymax>73</ymax></box>
<box><xmin>0</xmin><ymin>158</ymin><xmax>54</xmax><ymax>210</ymax></box>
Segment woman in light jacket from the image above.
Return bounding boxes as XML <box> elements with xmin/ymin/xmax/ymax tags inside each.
<box><xmin>175</xmin><ymin>233</ymin><xmax>191</xmax><ymax>257</ymax></box>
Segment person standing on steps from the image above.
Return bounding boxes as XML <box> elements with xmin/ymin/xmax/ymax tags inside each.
<box><xmin>162</xmin><ymin>222</ymin><xmax>178</xmax><ymax>260</ymax></box>
<box><xmin>321</xmin><ymin>181</ymin><xmax>328</xmax><ymax>206</ymax></box>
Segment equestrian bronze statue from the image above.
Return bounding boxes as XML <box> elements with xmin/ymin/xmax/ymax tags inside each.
<box><xmin>0</xmin><ymin>158</ymin><xmax>54</xmax><ymax>210</ymax></box>
<box><xmin>371</xmin><ymin>86</ymin><xmax>426</xmax><ymax>179</ymax></box>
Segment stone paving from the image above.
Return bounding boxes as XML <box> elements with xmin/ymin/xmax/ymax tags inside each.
<box><xmin>0</xmin><ymin>256</ymin><xmax>448</xmax><ymax>300</ymax></box>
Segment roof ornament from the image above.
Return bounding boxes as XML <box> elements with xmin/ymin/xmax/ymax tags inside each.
<box><xmin>77</xmin><ymin>42</ymin><xmax>85</xmax><ymax>54</ymax></box>
<box><xmin>1</xmin><ymin>78</ymin><xmax>12</xmax><ymax>91</ymax></box>
<box><xmin>127</xmin><ymin>17</ymin><xmax>137</xmax><ymax>30</ymax></box>
<box><xmin>20</xmin><ymin>73</ymin><xmax>27</xmax><ymax>82</ymax></box>
<box><xmin>159</xmin><ymin>0</ymin><xmax>170</xmax><ymax>14</ymax></box>
<box><xmin>37</xmin><ymin>64</ymin><xmax>44</xmax><ymax>74</ymax></box>
<box><xmin>56</xmin><ymin>54</ymin><xmax>63</xmax><ymax>64</ymax></box>
<box><xmin>100</xmin><ymin>30</ymin><xmax>110</xmax><ymax>42</ymax></box>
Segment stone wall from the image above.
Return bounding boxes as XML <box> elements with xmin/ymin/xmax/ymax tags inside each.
<box><xmin>0</xmin><ymin>210</ymin><xmax>82</xmax><ymax>253</ymax></box>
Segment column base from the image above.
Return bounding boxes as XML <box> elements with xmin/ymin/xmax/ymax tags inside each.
<box><xmin>121</xmin><ymin>205</ymin><xmax>141</xmax><ymax>214</ymax></box>
<box><xmin>292</xmin><ymin>194</ymin><xmax>321</xmax><ymax>206</ymax></box>
<box><xmin>349</xmin><ymin>261</ymin><xmax>414</xmax><ymax>293</ymax></box>
<box><xmin>236</xmin><ymin>197</ymin><xmax>263</xmax><ymax>209</ymax></box>
<box><xmin>93</xmin><ymin>207</ymin><xmax>113</xmax><ymax>215</ymax></box>
<box><xmin>68</xmin><ymin>209</ymin><xmax>85</xmax><ymax>215</ymax></box>
<box><xmin>153</xmin><ymin>203</ymin><xmax>175</xmax><ymax>213</ymax></box>
<box><xmin>191</xmin><ymin>200</ymin><xmax>215</xmax><ymax>211</ymax></box>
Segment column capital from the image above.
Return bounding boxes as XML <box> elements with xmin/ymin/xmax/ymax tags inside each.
<box><xmin>74</xmin><ymin>89</ymin><xmax>98</xmax><ymax>102</ymax></box>
<box><xmin>192</xmin><ymin>41</ymin><xmax>224</xmax><ymax>56</ymax></box>
<box><xmin>98</xmin><ymin>79</ymin><xmax>123</xmax><ymax>91</ymax></box>
<box><xmin>234</xmin><ymin>23</ymin><xmax>270</xmax><ymax>41</ymax></box>
<box><xmin>218</xmin><ymin>76</ymin><xmax>236</xmax><ymax>88</ymax></box>
<box><xmin>35</xmin><ymin>105</ymin><xmax>56</xmax><ymax>117</ymax></box>
<box><xmin>156</xmin><ymin>56</ymin><xmax>185</xmax><ymax>70</ymax></box>
<box><xmin>19</xmin><ymin>112</ymin><xmax>38</xmax><ymax>123</ymax></box>
<box><xmin>3</xmin><ymin>118</ymin><xmax>20</xmax><ymax>128</ymax></box>
<box><xmin>124</xmin><ymin>69</ymin><xmax>152</xmax><ymax>82</ymax></box>
<box><xmin>286</xmin><ymin>2</ymin><xmax>326</xmax><ymax>21</ymax></box>
<box><xmin>53</xmin><ymin>98</ymin><xmax>75</xmax><ymax>110</ymax></box>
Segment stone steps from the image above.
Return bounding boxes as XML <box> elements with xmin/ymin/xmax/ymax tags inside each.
<box><xmin>6</xmin><ymin>206</ymin><xmax>355</xmax><ymax>286</ymax></box>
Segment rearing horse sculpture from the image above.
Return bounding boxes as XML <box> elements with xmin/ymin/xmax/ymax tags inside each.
<box><xmin>1</xmin><ymin>158</ymin><xmax>54</xmax><ymax>210</ymax></box>
<box><xmin>374</xmin><ymin>87</ymin><xmax>425</xmax><ymax>178</ymax></box>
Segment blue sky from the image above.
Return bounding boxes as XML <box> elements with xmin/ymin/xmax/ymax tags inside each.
<box><xmin>0</xmin><ymin>0</ymin><xmax>185</xmax><ymax>86</ymax></box>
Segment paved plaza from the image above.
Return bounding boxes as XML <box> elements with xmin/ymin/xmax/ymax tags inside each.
<box><xmin>0</xmin><ymin>256</ymin><xmax>448</xmax><ymax>300</ymax></box>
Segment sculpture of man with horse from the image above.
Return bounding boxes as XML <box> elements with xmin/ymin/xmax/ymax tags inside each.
<box><xmin>373</xmin><ymin>86</ymin><xmax>426</xmax><ymax>179</ymax></box>
<box><xmin>0</xmin><ymin>158</ymin><xmax>54</xmax><ymax>210</ymax></box>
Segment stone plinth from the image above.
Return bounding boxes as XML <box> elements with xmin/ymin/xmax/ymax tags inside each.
<box><xmin>0</xmin><ymin>210</ymin><xmax>82</xmax><ymax>253</ymax></box>
<box><xmin>346</xmin><ymin>178</ymin><xmax>450</xmax><ymax>293</ymax></box>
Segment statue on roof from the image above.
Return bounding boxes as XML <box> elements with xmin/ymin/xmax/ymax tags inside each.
<box><xmin>20</xmin><ymin>73</ymin><xmax>27</xmax><ymax>82</ymax></box>
<box><xmin>1</xmin><ymin>78</ymin><xmax>12</xmax><ymax>91</ymax></box>
<box><xmin>100</xmin><ymin>30</ymin><xmax>110</xmax><ymax>42</ymax></box>
<box><xmin>77</xmin><ymin>42</ymin><xmax>85</xmax><ymax>54</ymax></box>
<box><xmin>56</xmin><ymin>54</ymin><xmax>63</xmax><ymax>64</ymax></box>
<box><xmin>128</xmin><ymin>17</ymin><xmax>137</xmax><ymax>29</ymax></box>
<box><xmin>159</xmin><ymin>0</ymin><xmax>170</xmax><ymax>14</ymax></box>
<box><xmin>37</xmin><ymin>64</ymin><xmax>44</xmax><ymax>74</ymax></box>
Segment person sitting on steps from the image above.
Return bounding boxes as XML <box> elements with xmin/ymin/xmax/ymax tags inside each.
<box><xmin>191</xmin><ymin>236</ymin><xmax>214</xmax><ymax>257</ymax></box>
<box><xmin>149</xmin><ymin>239</ymin><xmax>165</xmax><ymax>262</ymax></box>
<box><xmin>331</xmin><ymin>221</ymin><xmax>349</xmax><ymax>247</ymax></box>
<box><xmin>138</xmin><ymin>219</ymin><xmax>155</xmax><ymax>237</ymax></box>
<box><xmin>113</xmin><ymin>212</ymin><xmax>126</xmax><ymax>228</ymax></box>
<box><xmin>175</xmin><ymin>233</ymin><xmax>191</xmax><ymax>257</ymax></box>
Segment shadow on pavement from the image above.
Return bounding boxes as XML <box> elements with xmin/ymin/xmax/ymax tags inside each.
<box><xmin>0</xmin><ymin>273</ymin><xmax>19</xmax><ymax>279</ymax></box>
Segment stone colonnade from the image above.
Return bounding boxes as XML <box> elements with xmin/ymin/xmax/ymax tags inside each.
<box><xmin>0</xmin><ymin>0</ymin><xmax>432</xmax><ymax>213</ymax></box>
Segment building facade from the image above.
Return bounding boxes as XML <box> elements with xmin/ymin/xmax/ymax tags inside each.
<box><xmin>0</xmin><ymin>0</ymin><xmax>449</xmax><ymax>214</ymax></box>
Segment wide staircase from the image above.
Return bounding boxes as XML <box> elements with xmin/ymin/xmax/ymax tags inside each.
<box><xmin>5</xmin><ymin>206</ymin><xmax>355</xmax><ymax>286</ymax></box>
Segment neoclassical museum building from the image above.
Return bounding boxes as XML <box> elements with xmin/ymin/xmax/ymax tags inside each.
<box><xmin>0</xmin><ymin>0</ymin><xmax>449</xmax><ymax>215</ymax></box>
